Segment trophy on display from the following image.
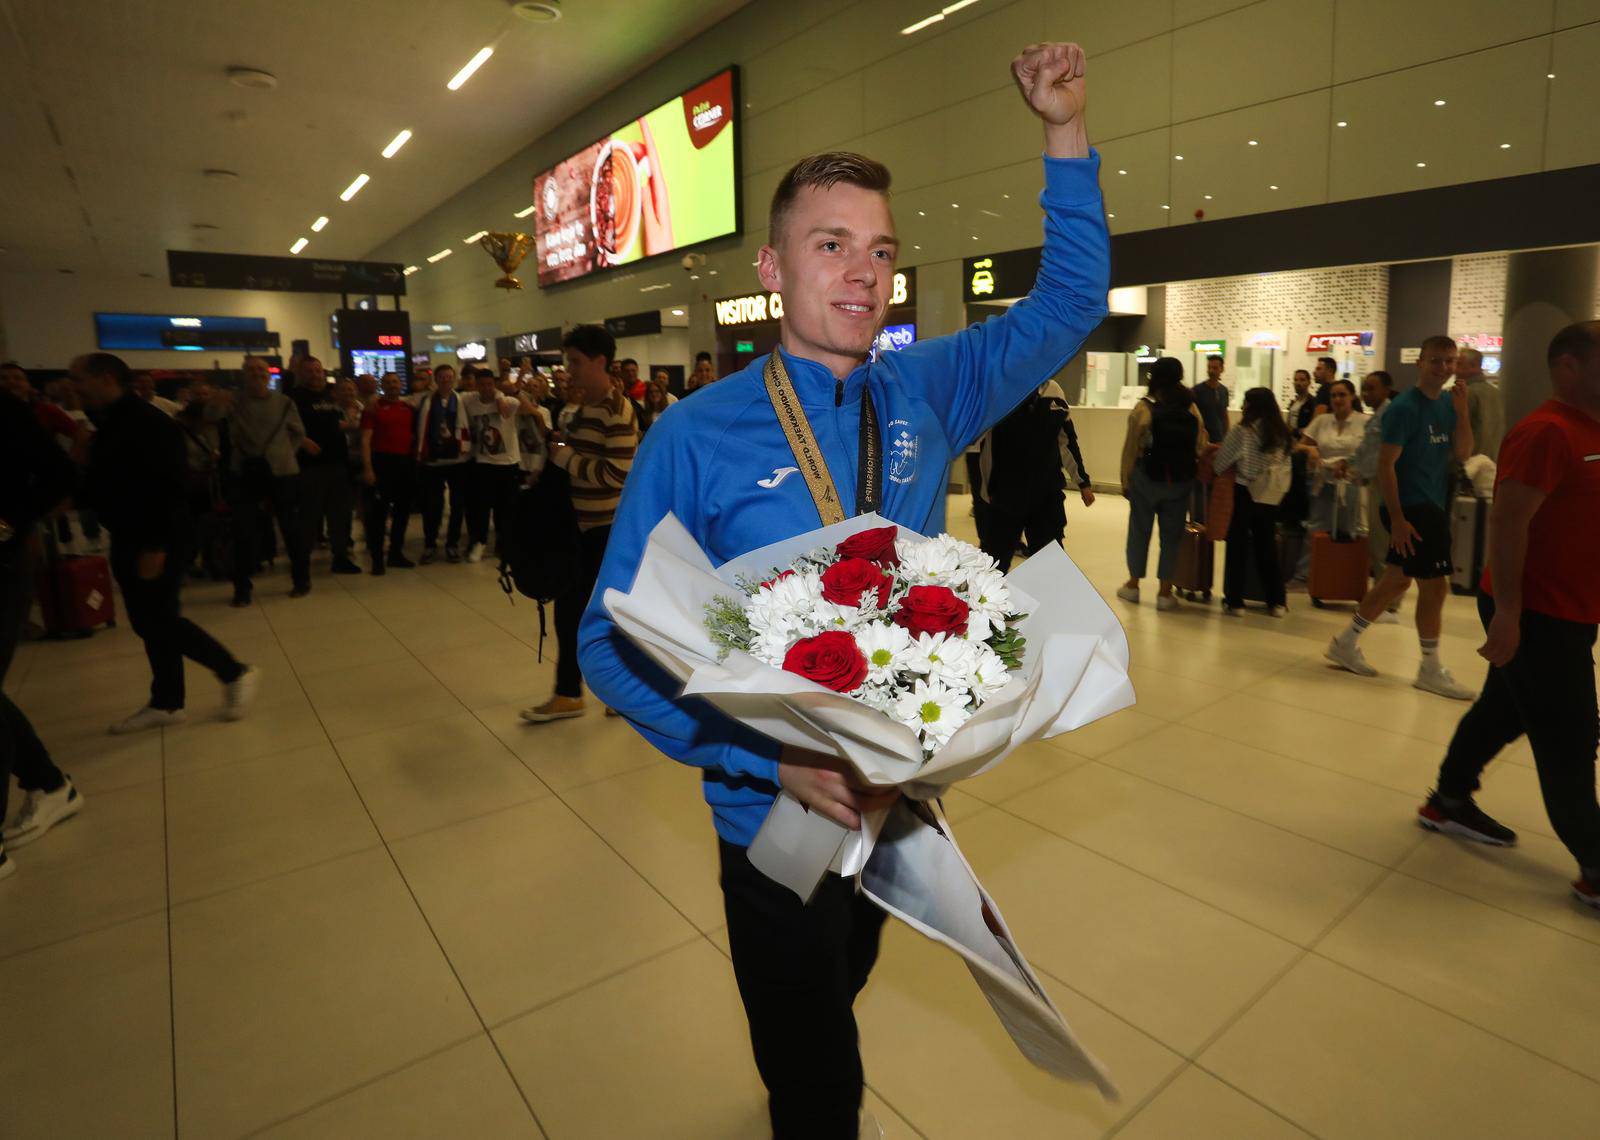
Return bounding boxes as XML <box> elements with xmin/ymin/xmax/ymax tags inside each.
<box><xmin>478</xmin><ymin>231</ymin><xmax>534</xmax><ymax>290</ymax></box>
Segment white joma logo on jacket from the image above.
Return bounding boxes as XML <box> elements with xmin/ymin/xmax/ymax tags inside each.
<box><xmin>757</xmin><ymin>466</ymin><xmax>800</xmax><ymax>488</ymax></box>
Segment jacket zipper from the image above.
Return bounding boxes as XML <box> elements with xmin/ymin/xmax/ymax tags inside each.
<box><xmin>834</xmin><ymin>378</ymin><xmax>844</xmax><ymax>407</ymax></box>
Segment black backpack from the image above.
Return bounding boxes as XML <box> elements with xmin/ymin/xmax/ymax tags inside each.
<box><xmin>1141</xmin><ymin>396</ymin><xmax>1198</xmax><ymax>483</ymax></box>
<box><xmin>497</xmin><ymin>466</ymin><xmax>582</xmax><ymax>659</ymax></box>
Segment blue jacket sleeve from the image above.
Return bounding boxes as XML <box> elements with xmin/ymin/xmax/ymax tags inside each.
<box><xmin>893</xmin><ymin>152</ymin><xmax>1109</xmax><ymax>453</ymax></box>
<box><xmin>576</xmin><ymin>415</ymin><xmax>782</xmax><ymax>786</ymax></box>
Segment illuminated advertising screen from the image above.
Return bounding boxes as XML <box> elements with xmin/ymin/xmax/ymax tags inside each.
<box><xmin>533</xmin><ymin>67</ymin><xmax>739</xmax><ymax>287</ymax></box>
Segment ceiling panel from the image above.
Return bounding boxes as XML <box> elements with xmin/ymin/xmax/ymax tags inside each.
<box><xmin>1328</xmin><ymin>38</ymin><xmax>1546</xmax><ymax>204</ymax></box>
<box><xmin>1544</xmin><ymin>24</ymin><xmax>1600</xmax><ymax>171</ymax></box>
<box><xmin>1173</xmin><ymin>0</ymin><xmax>1257</xmax><ymax>23</ymax></box>
<box><xmin>1170</xmin><ymin>88</ymin><xmax>1332</xmax><ymax>224</ymax></box>
<box><xmin>1090</xmin><ymin>34</ymin><xmax>1173</xmax><ymax>144</ymax></box>
<box><xmin>1332</xmin><ymin>0</ymin><xmax>1552</xmax><ymax>84</ymax></box>
<box><xmin>1555</xmin><ymin>0</ymin><xmax>1600</xmax><ymax>28</ymax></box>
<box><xmin>1046</xmin><ymin>0</ymin><xmax>1174</xmax><ymax>55</ymax></box>
<box><xmin>1173</xmin><ymin>0</ymin><xmax>1333</xmax><ymax>121</ymax></box>
<box><xmin>1095</xmin><ymin>127</ymin><xmax>1175</xmax><ymax>234</ymax></box>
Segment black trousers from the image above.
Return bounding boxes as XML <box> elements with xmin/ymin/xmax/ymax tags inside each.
<box><xmin>554</xmin><ymin>525</ymin><xmax>611</xmax><ymax>698</ymax></box>
<box><xmin>419</xmin><ymin>462</ymin><xmax>469</xmax><ymax>550</ymax></box>
<box><xmin>1437</xmin><ymin>593</ymin><xmax>1600</xmax><ymax>872</ymax></box>
<box><xmin>365</xmin><ymin>453</ymin><xmax>416</xmax><ymax>561</ymax></box>
<box><xmin>0</xmin><ymin>535</ymin><xmax>65</xmax><ymax>824</ymax></box>
<box><xmin>231</xmin><ymin>472</ymin><xmax>309</xmax><ymax>597</ymax></box>
<box><xmin>299</xmin><ymin>461</ymin><xmax>354</xmax><ymax>562</ymax></box>
<box><xmin>979</xmin><ymin>495</ymin><xmax>1066</xmax><ymax>573</ymax></box>
<box><xmin>467</xmin><ymin>463</ymin><xmax>520</xmax><ymax>549</ymax></box>
<box><xmin>720</xmin><ymin>839</ymin><xmax>887</xmax><ymax>1139</ymax></box>
<box><xmin>1223</xmin><ymin>484</ymin><xmax>1286</xmax><ymax>608</ymax></box>
<box><xmin>112</xmin><ymin>541</ymin><xmax>243</xmax><ymax>712</ymax></box>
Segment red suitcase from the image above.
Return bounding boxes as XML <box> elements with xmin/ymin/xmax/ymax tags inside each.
<box><xmin>37</xmin><ymin>554</ymin><xmax>117</xmax><ymax>636</ymax></box>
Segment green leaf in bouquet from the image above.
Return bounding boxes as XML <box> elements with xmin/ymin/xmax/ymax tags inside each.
<box><xmin>704</xmin><ymin>595</ymin><xmax>754</xmax><ymax>661</ymax></box>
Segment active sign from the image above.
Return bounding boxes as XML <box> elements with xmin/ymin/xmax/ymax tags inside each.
<box><xmin>167</xmin><ymin>250</ymin><xmax>407</xmax><ymax>295</ymax></box>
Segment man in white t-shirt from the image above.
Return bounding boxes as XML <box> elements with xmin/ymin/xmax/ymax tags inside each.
<box><xmin>461</xmin><ymin>367</ymin><xmax>523</xmax><ymax>563</ymax></box>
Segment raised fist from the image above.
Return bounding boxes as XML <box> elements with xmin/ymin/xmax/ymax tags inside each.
<box><xmin>1012</xmin><ymin>42</ymin><xmax>1086</xmax><ymax>127</ymax></box>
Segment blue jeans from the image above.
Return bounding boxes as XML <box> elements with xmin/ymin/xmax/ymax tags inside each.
<box><xmin>1125</xmin><ymin>467</ymin><xmax>1193</xmax><ymax>581</ymax></box>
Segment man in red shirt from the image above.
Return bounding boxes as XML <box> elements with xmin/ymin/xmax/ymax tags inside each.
<box><xmin>360</xmin><ymin>372</ymin><xmax>417</xmax><ymax>573</ymax></box>
<box><xmin>1418</xmin><ymin>320</ymin><xmax>1600</xmax><ymax>911</ymax></box>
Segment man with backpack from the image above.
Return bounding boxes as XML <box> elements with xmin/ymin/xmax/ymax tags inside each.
<box><xmin>975</xmin><ymin>379</ymin><xmax>1094</xmax><ymax>572</ymax></box>
<box><xmin>1117</xmin><ymin>357</ymin><xmax>1207</xmax><ymax>611</ymax></box>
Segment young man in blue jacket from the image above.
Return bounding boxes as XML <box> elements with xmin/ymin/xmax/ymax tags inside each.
<box><xmin>578</xmin><ymin>42</ymin><xmax>1107</xmax><ymax>1137</ymax></box>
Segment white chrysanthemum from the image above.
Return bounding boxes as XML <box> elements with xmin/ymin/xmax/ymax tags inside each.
<box><xmin>896</xmin><ymin>537</ymin><xmax>962</xmax><ymax>586</ymax></box>
<box><xmin>941</xmin><ymin>534</ymin><xmax>997</xmax><ymax>578</ymax></box>
<box><xmin>962</xmin><ymin>567</ymin><xmax>1012</xmax><ymax>640</ymax></box>
<box><xmin>855</xmin><ymin>682</ymin><xmax>900</xmax><ymax>715</ymax></box>
<box><xmin>806</xmin><ymin>599</ymin><xmax>866</xmax><ymax>634</ymax></box>
<box><xmin>892</xmin><ymin>678</ymin><xmax>972</xmax><ymax>746</ymax></box>
<box><xmin>968</xmin><ymin>643</ymin><xmax>1013</xmax><ymax>701</ymax></box>
<box><xmin>746</xmin><ymin>571</ymin><xmax>821</xmax><ymax>635</ymax></box>
<box><xmin>854</xmin><ymin>622</ymin><xmax>914</xmax><ymax>684</ymax></box>
<box><xmin>905</xmin><ymin>631</ymin><xmax>978</xmax><ymax>689</ymax></box>
<box><xmin>749</xmin><ymin>624</ymin><xmax>797</xmax><ymax>668</ymax></box>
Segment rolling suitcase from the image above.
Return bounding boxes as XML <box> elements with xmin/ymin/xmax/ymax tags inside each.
<box><xmin>36</xmin><ymin>549</ymin><xmax>116</xmax><ymax>637</ymax></box>
<box><xmin>1173</xmin><ymin>523</ymin><xmax>1214</xmax><ymax>602</ymax></box>
<box><xmin>1308</xmin><ymin>493</ymin><xmax>1369</xmax><ymax>607</ymax></box>
<box><xmin>1450</xmin><ymin>495</ymin><xmax>1489</xmax><ymax>595</ymax></box>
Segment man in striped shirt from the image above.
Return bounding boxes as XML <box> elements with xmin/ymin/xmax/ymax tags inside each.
<box><xmin>522</xmin><ymin>324</ymin><xmax>639</xmax><ymax>723</ymax></box>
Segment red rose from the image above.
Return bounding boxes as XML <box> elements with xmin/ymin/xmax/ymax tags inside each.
<box><xmin>820</xmin><ymin>558</ymin><xmax>892</xmax><ymax>609</ymax></box>
<box><xmin>759</xmin><ymin>569</ymin><xmax>796</xmax><ymax>590</ymax></box>
<box><xmin>893</xmin><ymin>585</ymin><xmax>970</xmax><ymax>638</ymax></box>
<box><xmin>782</xmin><ymin>631</ymin><xmax>869</xmax><ymax>693</ymax></box>
<box><xmin>836</xmin><ymin>525</ymin><xmax>900</xmax><ymax>567</ymax></box>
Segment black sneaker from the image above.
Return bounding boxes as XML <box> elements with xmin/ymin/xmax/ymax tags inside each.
<box><xmin>289</xmin><ymin>584</ymin><xmax>311</xmax><ymax>598</ymax></box>
<box><xmin>1417</xmin><ymin>791</ymin><xmax>1517</xmax><ymax>847</ymax></box>
<box><xmin>387</xmin><ymin>552</ymin><xmax>415</xmax><ymax>569</ymax></box>
<box><xmin>445</xmin><ymin>545</ymin><xmax>461</xmax><ymax>563</ymax></box>
<box><xmin>230</xmin><ymin>593</ymin><xmax>252</xmax><ymax>608</ymax></box>
<box><xmin>420</xmin><ymin>546</ymin><xmax>437</xmax><ymax>565</ymax></box>
<box><xmin>331</xmin><ymin>558</ymin><xmax>363</xmax><ymax>575</ymax></box>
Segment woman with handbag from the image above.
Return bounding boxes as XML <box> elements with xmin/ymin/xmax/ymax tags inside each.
<box><xmin>226</xmin><ymin>357</ymin><xmax>311</xmax><ymax>605</ymax></box>
<box><xmin>1214</xmin><ymin>387</ymin><xmax>1293</xmax><ymax>617</ymax></box>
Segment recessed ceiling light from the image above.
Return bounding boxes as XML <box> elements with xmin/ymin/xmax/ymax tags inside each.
<box><xmin>464</xmin><ymin>230</ymin><xmax>488</xmax><ymax>244</ymax></box>
<box><xmin>382</xmin><ymin>129</ymin><xmax>412</xmax><ymax>158</ymax></box>
<box><xmin>510</xmin><ymin>1</ymin><xmax>563</xmax><ymax>21</ymax></box>
<box><xmin>203</xmin><ymin>168</ymin><xmax>240</xmax><ymax>182</ymax></box>
<box><xmin>972</xmin><ymin>235</ymin><xmax>978</xmax><ymax>240</ymax></box>
<box><xmin>1547</xmin><ymin>72</ymin><xmax>1556</xmax><ymax>79</ymax></box>
<box><xmin>447</xmin><ymin>46</ymin><xmax>494</xmax><ymax>91</ymax></box>
<box><xmin>689</xmin><ymin>273</ymin><xmax>699</xmax><ymax>280</ymax></box>
<box><xmin>290</xmin><ymin>237</ymin><xmax>308</xmax><ymax>254</ymax></box>
<box><xmin>1117</xmin><ymin>169</ymin><xmax>1127</xmax><ymax>175</ymax></box>
<box><xmin>913</xmin><ymin>244</ymin><xmax>921</xmax><ymax>249</ymax></box>
<box><xmin>513</xmin><ymin>205</ymin><xmax>536</xmax><ymax>218</ymax></box>
<box><xmin>1174</xmin><ymin>154</ymin><xmax>1184</xmax><ymax>161</ymax></box>
<box><xmin>1161</xmin><ymin>204</ymin><xmax>1170</xmax><ymax>210</ymax></box>
<box><xmin>1416</xmin><ymin>161</ymin><xmax>1427</xmax><ymax>168</ymax></box>
<box><xmin>708</xmin><ymin>269</ymin><xmax>718</xmax><ymax>275</ymax></box>
<box><xmin>670</xmin><ymin>308</ymin><xmax>685</xmax><ymax>316</ymax></box>
<box><xmin>340</xmin><ymin>173</ymin><xmax>370</xmax><ymax>201</ymax></box>
<box><xmin>917</xmin><ymin>210</ymin><xmax>926</xmax><ymax>216</ymax></box>
<box><xmin>1499</xmin><ymin>142</ymin><xmax>1512</xmax><ymax>149</ymax></box>
<box><xmin>901</xmin><ymin>13</ymin><xmax>944</xmax><ymax>34</ymax></box>
<box><xmin>426</xmin><ymin>248</ymin><xmax>453</xmax><ymax>263</ymax></box>
<box><xmin>404</xmin><ymin>265</ymin><xmax>419</xmax><ymax>275</ymax></box>
<box><xmin>1336</xmin><ymin>120</ymin><xmax>1348</xmax><ymax>127</ymax></box>
<box><xmin>311</xmin><ymin>216</ymin><xmax>329</xmax><ymax>232</ymax></box>
<box><xmin>1203</xmin><ymin>194</ymin><xmax>1213</xmax><ymax>200</ymax></box>
<box><xmin>1247</xmin><ymin>139</ymin><xmax>1258</xmax><ymax>146</ymax></box>
<box><xmin>1269</xmin><ymin>184</ymin><xmax>1279</xmax><ymax>190</ymax></box>
<box><xmin>950</xmin><ymin>203</ymin><xmax>959</xmax><ymax>208</ymax></box>
<box><xmin>1002</xmin><ymin>194</ymin><xmax>1009</xmax><ymax>199</ymax></box>
<box><xmin>1433</xmin><ymin>99</ymin><xmax>1446</xmax><ymax>106</ymax></box>
<box><xmin>1107</xmin><ymin>213</ymin><xmax>1115</xmax><ymax>219</ymax></box>
<box><xmin>226</xmin><ymin>66</ymin><xmax>278</xmax><ymax>90</ymax></box>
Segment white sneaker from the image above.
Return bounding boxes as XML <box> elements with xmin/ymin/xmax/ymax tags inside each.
<box><xmin>1325</xmin><ymin>635</ymin><xmax>1378</xmax><ymax>677</ymax></box>
<box><xmin>1269</xmin><ymin>605</ymin><xmax>1288</xmax><ymax>619</ymax></box>
<box><xmin>2</xmin><ymin>778</ymin><xmax>83</xmax><ymax>849</ymax></box>
<box><xmin>1156</xmin><ymin>595</ymin><xmax>1179</xmax><ymax>612</ymax></box>
<box><xmin>466</xmin><ymin>542</ymin><xmax>485</xmax><ymax>564</ymax></box>
<box><xmin>110</xmin><ymin>706</ymin><xmax>186</xmax><ymax>735</ymax></box>
<box><xmin>1415</xmin><ymin>660</ymin><xmax>1475</xmax><ymax>701</ymax></box>
<box><xmin>224</xmin><ymin>666</ymin><xmax>260</xmax><ymax>721</ymax></box>
<box><xmin>1115</xmin><ymin>585</ymin><xmax>1139</xmax><ymax>604</ymax></box>
<box><xmin>1377</xmin><ymin>608</ymin><xmax>1401</xmax><ymax>624</ymax></box>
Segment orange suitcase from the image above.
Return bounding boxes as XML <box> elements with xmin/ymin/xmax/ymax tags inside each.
<box><xmin>1307</xmin><ymin>495</ymin><xmax>1368</xmax><ymax>606</ymax></box>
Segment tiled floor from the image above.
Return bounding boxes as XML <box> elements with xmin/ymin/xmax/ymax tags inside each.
<box><xmin>4</xmin><ymin>495</ymin><xmax>1598</xmax><ymax>1139</ymax></box>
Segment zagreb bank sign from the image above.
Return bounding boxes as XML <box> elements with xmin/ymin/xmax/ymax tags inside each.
<box><xmin>714</xmin><ymin>270</ymin><xmax>914</xmax><ymax>327</ymax></box>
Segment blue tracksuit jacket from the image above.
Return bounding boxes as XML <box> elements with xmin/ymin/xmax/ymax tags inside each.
<box><xmin>577</xmin><ymin>152</ymin><xmax>1110</xmax><ymax>845</ymax></box>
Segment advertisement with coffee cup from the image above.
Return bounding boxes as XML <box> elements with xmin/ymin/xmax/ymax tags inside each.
<box><xmin>533</xmin><ymin>67</ymin><xmax>738</xmax><ymax>287</ymax></box>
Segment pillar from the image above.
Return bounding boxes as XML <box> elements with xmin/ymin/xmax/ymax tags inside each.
<box><xmin>1501</xmin><ymin>247</ymin><xmax>1598</xmax><ymax>429</ymax></box>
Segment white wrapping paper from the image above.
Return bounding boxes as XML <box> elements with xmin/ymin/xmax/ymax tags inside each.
<box><xmin>602</xmin><ymin>511</ymin><xmax>1134</xmax><ymax>1092</ymax></box>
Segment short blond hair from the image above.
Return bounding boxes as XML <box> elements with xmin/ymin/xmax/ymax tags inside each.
<box><xmin>769</xmin><ymin>152</ymin><xmax>892</xmax><ymax>246</ymax></box>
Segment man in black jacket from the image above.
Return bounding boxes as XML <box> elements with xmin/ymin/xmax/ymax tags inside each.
<box><xmin>70</xmin><ymin>353</ymin><xmax>257</xmax><ymax>734</ymax></box>
<box><xmin>975</xmin><ymin>380</ymin><xmax>1095</xmax><ymax>571</ymax></box>
<box><xmin>287</xmin><ymin>355</ymin><xmax>362</xmax><ymax>574</ymax></box>
<box><xmin>0</xmin><ymin>394</ymin><xmax>87</xmax><ymax>877</ymax></box>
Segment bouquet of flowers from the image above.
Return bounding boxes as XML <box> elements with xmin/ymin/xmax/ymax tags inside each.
<box><xmin>703</xmin><ymin>525</ymin><xmax>1026</xmax><ymax>758</ymax></box>
<box><xmin>602</xmin><ymin>512</ymin><xmax>1133</xmax><ymax>1095</ymax></box>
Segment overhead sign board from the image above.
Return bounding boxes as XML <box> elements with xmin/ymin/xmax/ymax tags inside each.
<box><xmin>603</xmin><ymin>310</ymin><xmax>664</xmax><ymax>339</ymax></box>
<box><xmin>1189</xmin><ymin>339</ymin><xmax>1227</xmax><ymax>354</ymax></box>
<box><xmin>715</xmin><ymin>270</ymin><xmax>914</xmax><ymax>327</ymax></box>
<box><xmin>963</xmin><ymin>248</ymin><xmax>1041</xmax><ymax>302</ymax></box>
<box><xmin>1305</xmin><ymin>330</ymin><xmax>1375</xmax><ymax>351</ymax></box>
<box><xmin>1455</xmin><ymin>333</ymin><xmax>1503</xmax><ymax>350</ymax></box>
<box><xmin>496</xmin><ymin>326</ymin><xmax>564</xmax><ymax>358</ymax></box>
<box><xmin>168</xmin><ymin>250</ymin><xmax>407</xmax><ymax>295</ymax></box>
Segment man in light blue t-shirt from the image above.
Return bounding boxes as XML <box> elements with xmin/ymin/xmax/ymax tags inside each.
<box><xmin>1327</xmin><ymin>335</ymin><xmax>1476</xmax><ymax>698</ymax></box>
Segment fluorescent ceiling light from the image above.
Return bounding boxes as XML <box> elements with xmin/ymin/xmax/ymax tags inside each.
<box><xmin>382</xmin><ymin>129</ymin><xmax>413</xmax><ymax>158</ymax></box>
<box><xmin>513</xmin><ymin>205</ymin><xmax>537</xmax><ymax>218</ymax></box>
<box><xmin>290</xmin><ymin>237</ymin><xmax>308</xmax><ymax>254</ymax></box>
<box><xmin>310</xmin><ymin>216</ymin><xmax>329</xmax><ymax>232</ymax></box>
<box><xmin>464</xmin><ymin>230</ymin><xmax>488</xmax><ymax>244</ymax></box>
<box><xmin>447</xmin><ymin>46</ymin><xmax>494</xmax><ymax>90</ymax></box>
<box><xmin>339</xmin><ymin>173</ymin><xmax>370</xmax><ymax>201</ymax></box>
<box><xmin>942</xmin><ymin>0</ymin><xmax>981</xmax><ymax>12</ymax></box>
<box><xmin>426</xmin><ymin>248</ymin><xmax>453</xmax><ymax>263</ymax></box>
<box><xmin>901</xmin><ymin>13</ymin><xmax>943</xmax><ymax>34</ymax></box>
<box><xmin>404</xmin><ymin>265</ymin><xmax>419</xmax><ymax>275</ymax></box>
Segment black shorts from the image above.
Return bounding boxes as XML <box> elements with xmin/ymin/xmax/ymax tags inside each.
<box><xmin>1379</xmin><ymin>502</ymin><xmax>1453</xmax><ymax>580</ymax></box>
